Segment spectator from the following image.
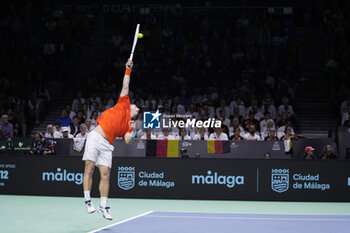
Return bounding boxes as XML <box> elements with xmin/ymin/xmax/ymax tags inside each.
<box><xmin>243</xmin><ymin>112</ymin><xmax>260</xmax><ymax>132</ymax></box>
<box><xmin>231</xmin><ymin>107</ymin><xmax>244</xmax><ymax>124</ymax></box>
<box><xmin>76</xmin><ymin>124</ymin><xmax>88</xmax><ymax>139</ymax></box>
<box><xmin>217</xmin><ymin>116</ymin><xmax>229</xmax><ymax>136</ymax></box>
<box><xmin>176</xmin><ymin>128</ymin><xmax>192</xmax><ymax>140</ymax></box>
<box><xmin>279</xmin><ymin>123</ymin><xmax>295</xmax><ymax>140</ymax></box>
<box><xmin>280</xmin><ymin>126</ymin><xmax>295</xmax><ymax>140</ymax></box>
<box><xmin>27</xmin><ymin>93</ymin><xmax>41</xmax><ymax>125</ymax></box>
<box><xmin>44</xmin><ymin>125</ymin><xmax>62</xmax><ymax>139</ymax></box>
<box><xmin>216</xmin><ymin>100</ymin><xmax>231</xmax><ymax>118</ymax></box>
<box><xmin>13</xmin><ymin>104</ymin><xmax>27</xmax><ymax>137</ymax></box>
<box><xmin>265</xmin><ymin>129</ymin><xmax>279</xmax><ymax>141</ymax></box>
<box><xmin>66</xmin><ymin>105</ymin><xmax>76</xmax><ymax>120</ymax></box>
<box><xmin>86</xmin><ymin>100</ymin><xmax>96</xmax><ymax>120</ymax></box>
<box><xmin>37</xmin><ymin>84</ymin><xmax>51</xmax><ymax>103</ymax></box>
<box><xmin>304</xmin><ymin>146</ymin><xmax>317</xmax><ymax>160</ymax></box>
<box><xmin>251</xmin><ymin>106</ymin><xmax>264</xmax><ymax>122</ymax></box>
<box><xmin>209</xmin><ymin>127</ymin><xmax>228</xmax><ymax>140</ymax></box>
<box><xmin>29</xmin><ymin>132</ymin><xmax>56</xmax><ymax>156</ymax></box>
<box><xmin>90</xmin><ymin>111</ymin><xmax>98</xmax><ymax>126</ymax></box>
<box><xmin>85</xmin><ymin>119</ymin><xmax>95</xmax><ymax>133</ymax></box>
<box><xmin>320</xmin><ymin>145</ymin><xmax>337</xmax><ymax>160</ymax></box>
<box><xmin>7</xmin><ymin>111</ymin><xmax>18</xmax><ymax>137</ymax></box>
<box><xmin>230</xmin><ymin>96</ymin><xmax>246</xmax><ymax>118</ymax></box>
<box><xmin>219</xmin><ymin>110</ymin><xmax>231</xmax><ymax>128</ymax></box>
<box><xmin>72</xmin><ymin>91</ymin><xmax>86</xmax><ymax>112</ymax></box>
<box><xmin>229</xmin><ymin>118</ymin><xmax>245</xmax><ymax>137</ymax></box>
<box><xmin>55</xmin><ymin>110</ymin><xmax>71</xmax><ymax>127</ymax></box>
<box><xmin>230</xmin><ymin>127</ymin><xmax>244</xmax><ymax>141</ymax></box>
<box><xmin>158</xmin><ymin>128</ymin><xmax>175</xmax><ymax>139</ymax></box>
<box><xmin>244</xmin><ymin>125</ymin><xmax>261</xmax><ymax>141</ymax></box>
<box><xmin>261</xmin><ymin>97</ymin><xmax>277</xmax><ymax>121</ymax></box>
<box><xmin>260</xmin><ymin>118</ymin><xmax>276</xmax><ymax>139</ymax></box>
<box><xmin>264</xmin><ymin>153</ymin><xmax>271</xmax><ymax>159</ymax></box>
<box><xmin>277</xmin><ymin>112</ymin><xmax>289</xmax><ymax>128</ymax></box>
<box><xmin>0</xmin><ymin>115</ymin><xmax>14</xmax><ymax>138</ymax></box>
<box><xmin>186</xmin><ymin>104</ymin><xmax>199</xmax><ymax>119</ymax></box>
<box><xmin>141</xmin><ymin>129</ymin><xmax>156</xmax><ymax>140</ymax></box>
<box><xmin>76</xmin><ymin>111</ymin><xmax>86</xmax><ymax>124</ymax></box>
<box><xmin>62</xmin><ymin>127</ymin><xmax>74</xmax><ymax>139</ymax></box>
<box><xmin>340</xmin><ymin>96</ymin><xmax>350</xmax><ymax>114</ymax></box>
<box><xmin>54</xmin><ymin>122</ymin><xmax>63</xmax><ymax>133</ymax></box>
<box><xmin>246</xmin><ymin>100</ymin><xmax>261</xmax><ymax>119</ymax></box>
<box><xmin>344</xmin><ymin>117</ymin><xmax>350</xmax><ymax>132</ymax></box>
<box><xmin>193</xmin><ymin>127</ymin><xmax>208</xmax><ymax>140</ymax></box>
<box><xmin>0</xmin><ymin>125</ymin><xmax>5</xmax><ymax>138</ymax></box>
<box><xmin>43</xmin><ymin>39</ymin><xmax>56</xmax><ymax>55</ymax></box>
<box><xmin>134</xmin><ymin>113</ymin><xmax>143</xmax><ymax>131</ymax></box>
<box><xmin>68</xmin><ymin>116</ymin><xmax>81</xmax><ymax>137</ymax></box>
<box><xmin>89</xmin><ymin>93</ymin><xmax>102</xmax><ymax>105</ymax></box>
<box><xmin>97</xmin><ymin>103</ymin><xmax>104</xmax><ymax>117</ymax></box>
<box><xmin>277</xmin><ymin>97</ymin><xmax>294</xmax><ymax>122</ymax></box>
<box><xmin>341</xmin><ymin>106</ymin><xmax>350</xmax><ymax>125</ymax></box>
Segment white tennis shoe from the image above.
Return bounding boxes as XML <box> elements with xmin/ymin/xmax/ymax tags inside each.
<box><xmin>98</xmin><ymin>205</ymin><xmax>113</xmax><ymax>220</ymax></box>
<box><xmin>85</xmin><ymin>200</ymin><xmax>96</xmax><ymax>214</ymax></box>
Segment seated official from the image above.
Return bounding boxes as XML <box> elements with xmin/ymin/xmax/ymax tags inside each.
<box><xmin>320</xmin><ymin>145</ymin><xmax>337</xmax><ymax>160</ymax></box>
<box><xmin>29</xmin><ymin>132</ymin><xmax>56</xmax><ymax>155</ymax></box>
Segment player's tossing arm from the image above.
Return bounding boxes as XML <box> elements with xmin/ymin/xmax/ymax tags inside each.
<box><xmin>124</xmin><ymin>121</ymin><xmax>136</xmax><ymax>144</ymax></box>
<box><xmin>120</xmin><ymin>60</ymin><xmax>133</xmax><ymax>97</ymax></box>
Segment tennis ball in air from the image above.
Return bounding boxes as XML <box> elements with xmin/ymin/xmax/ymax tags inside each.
<box><xmin>138</xmin><ymin>33</ymin><xmax>143</xmax><ymax>39</ymax></box>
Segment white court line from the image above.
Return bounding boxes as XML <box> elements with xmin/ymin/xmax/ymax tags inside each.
<box><xmin>88</xmin><ymin>211</ymin><xmax>154</xmax><ymax>233</ymax></box>
<box><xmin>144</xmin><ymin>215</ymin><xmax>350</xmax><ymax>221</ymax></box>
<box><xmin>154</xmin><ymin>210</ymin><xmax>350</xmax><ymax>217</ymax></box>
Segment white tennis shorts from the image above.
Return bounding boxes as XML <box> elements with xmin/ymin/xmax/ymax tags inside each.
<box><xmin>82</xmin><ymin>130</ymin><xmax>114</xmax><ymax>168</ymax></box>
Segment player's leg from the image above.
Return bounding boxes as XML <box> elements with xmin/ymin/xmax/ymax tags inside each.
<box><xmin>95</xmin><ymin>139</ymin><xmax>114</xmax><ymax>220</ymax></box>
<box><xmin>83</xmin><ymin>160</ymin><xmax>95</xmax><ymax>199</ymax></box>
<box><xmin>94</xmin><ymin>132</ymin><xmax>114</xmax><ymax>220</ymax></box>
<box><xmin>82</xmin><ymin>131</ymin><xmax>100</xmax><ymax>213</ymax></box>
<box><xmin>82</xmin><ymin>160</ymin><xmax>96</xmax><ymax>213</ymax></box>
<box><xmin>98</xmin><ymin>165</ymin><xmax>111</xmax><ymax>204</ymax></box>
<box><xmin>96</xmin><ymin>165</ymin><xmax>112</xmax><ymax>220</ymax></box>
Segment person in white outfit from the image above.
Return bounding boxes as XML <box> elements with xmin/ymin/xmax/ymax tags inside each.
<box><xmin>192</xmin><ymin>127</ymin><xmax>209</xmax><ymax>140</ymax></box>
<box><xmin>209</xmin><ymin>128</ymin><xmax>228</xmax><ymax>140</ymax></box>
<box><xmin>175</xmin><ymin>128</ymin><xmax>191</xmax><ymax>140</ymax></box>
<box><xmin>158</xmin><ymin>128</ymin><xmax>175</xmax><ymax>139</ymax></box>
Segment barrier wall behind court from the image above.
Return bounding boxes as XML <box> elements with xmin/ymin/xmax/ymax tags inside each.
<box><xmin>1</xmin><ymin>137</ymin><xmax>342</xmax><ymax>159</ymax></box>
<box><xmin>0</xmin><ymin>155</ymin><xmax>349</xmax><ymax>201</ymax></box>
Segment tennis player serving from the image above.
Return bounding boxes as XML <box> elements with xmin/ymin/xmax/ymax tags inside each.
<box><xmin>82</xmin><ymin>59</ymin><xmax>139</xmax><ymax>220</ymax></box>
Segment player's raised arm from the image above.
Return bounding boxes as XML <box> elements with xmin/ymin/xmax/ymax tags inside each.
<box><xmin>120</xmin><ymin>60</ymin><xmax>133</xmax><ymax>97</ymax></box>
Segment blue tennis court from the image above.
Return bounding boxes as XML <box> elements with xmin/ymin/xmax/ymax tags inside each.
<box><xmin>90</xmin><ymin>211</ymin><xmax>350</xmax><ymax>233</ymax></box>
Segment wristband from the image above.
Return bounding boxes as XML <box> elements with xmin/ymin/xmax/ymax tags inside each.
<box><xmin>130</xmin><ymin>130</ymin><xmax>136</xmax><ymax>138</ymax></box>
<box><xmin>125</xmin><ymin>68</ymin><xmax>132</xmax><ymax>76</ymax></box>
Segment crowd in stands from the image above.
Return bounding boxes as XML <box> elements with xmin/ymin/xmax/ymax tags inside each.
<box><xmin>44</xmin><ymin>7</ymin><xmax>299</xmax><ymax>142</ymax></box>
<box><xmin>321</xmin><ymin>3</ymin><xmax>350</xmax><ymax>130</ymax></box>
<box><xmin>47</xmin><ymin>91</ymin><xmax>297</xmax><ymax>143</ymax></box>
<box><xmin>2</xmin><ymin>2</ymin><xmax>350</xmax><ymax>141</ymax></box>
<box><xmin>0</xmin><ymin>2</ymin><xmax>95</xmax><ymax>138</ymax></box>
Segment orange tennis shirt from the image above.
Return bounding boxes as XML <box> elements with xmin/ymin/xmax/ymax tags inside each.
<box><xmin>97</xmin><ymin>95</ymin><xmax>132</xmax><ymax>144</ymax></box>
